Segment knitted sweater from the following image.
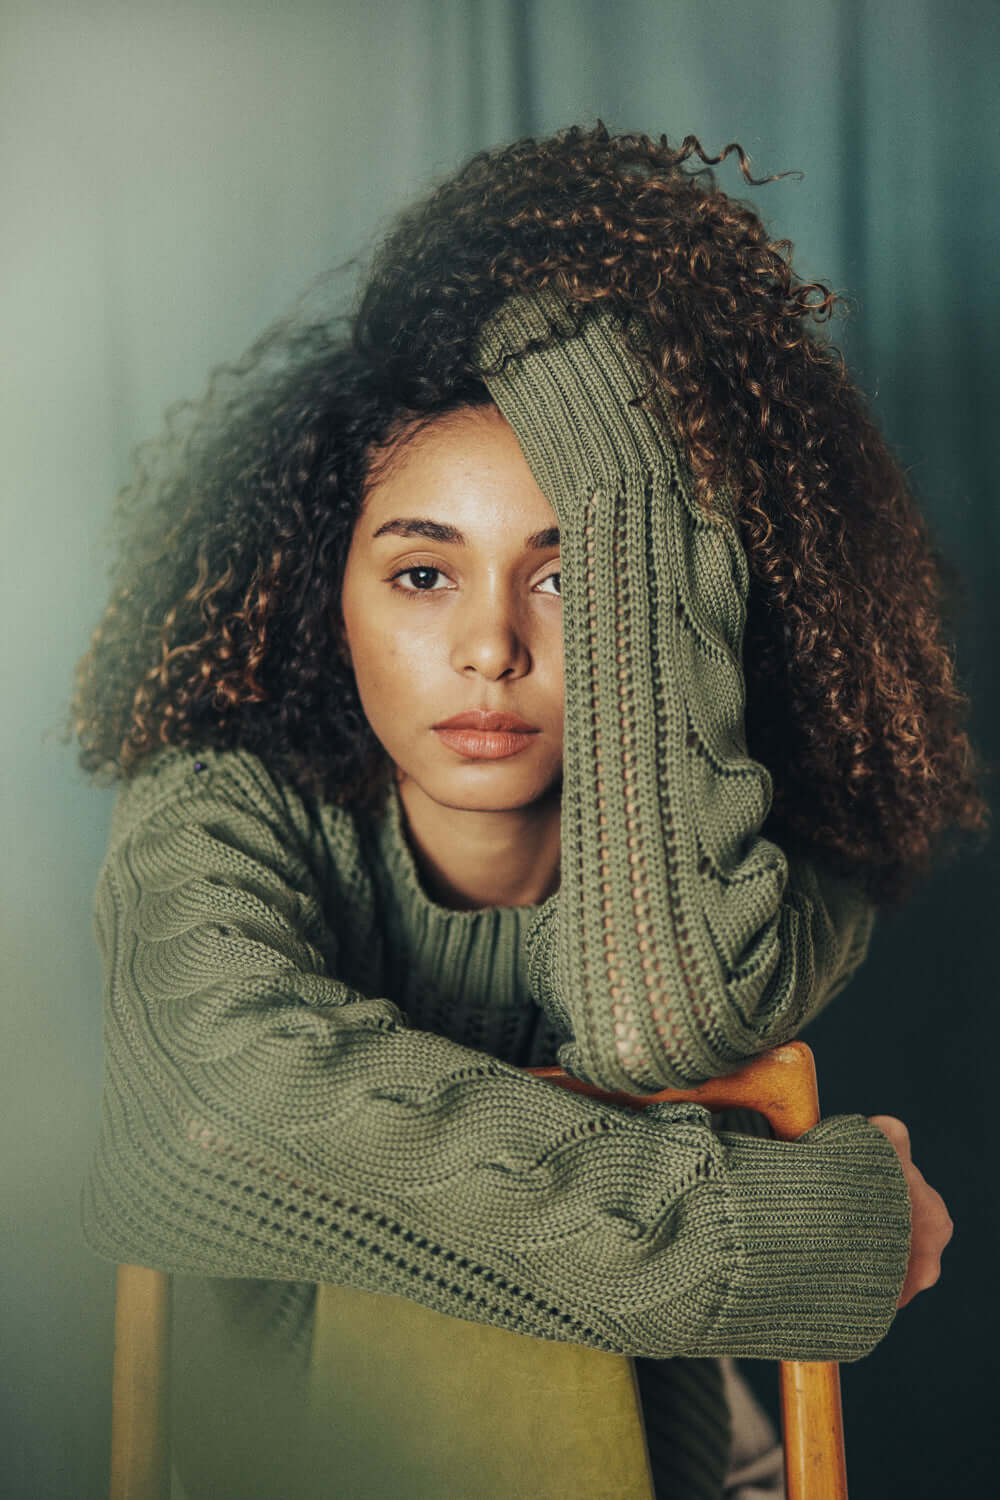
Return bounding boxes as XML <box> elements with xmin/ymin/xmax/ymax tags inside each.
<box><xmin>84</xmin><ymin>292</ymin><xmax>911</xmax><ymax>1499</ymax></box>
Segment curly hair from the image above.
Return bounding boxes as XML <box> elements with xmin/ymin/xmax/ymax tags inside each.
<box><xmin>70</xmin><ymin>121</ymin><xmax>991</xmax><ymax>909</ymax></box>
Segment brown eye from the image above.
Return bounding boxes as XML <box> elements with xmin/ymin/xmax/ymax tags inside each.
<box><xmin>389</xmin><ymin>566</ymin><xmax>448</xmax><ymax>594</ymax></box>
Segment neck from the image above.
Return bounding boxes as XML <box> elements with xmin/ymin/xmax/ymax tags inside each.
<box><xmin>395</xmin><ymin>772</ymin><xmax>561</xmax><ymax>911</ymax></box>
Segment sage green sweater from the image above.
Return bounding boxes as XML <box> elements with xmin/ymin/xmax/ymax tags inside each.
<box><xmin>84</xmin><ymin>291</ymin><xmax>911</xmax><ymax>1499</ymax></box>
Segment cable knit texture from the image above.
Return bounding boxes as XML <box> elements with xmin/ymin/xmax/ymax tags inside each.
<box><xmin>85</xmin><ymin>292</ymin><xmax>910</xmax><ymax>1500</ymax></box>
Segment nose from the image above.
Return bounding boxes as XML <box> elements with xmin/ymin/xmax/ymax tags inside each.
<box><xmin>450</xmin><ymin>587</ymin><xmax>532</xmax><ymax>679</ymax></box>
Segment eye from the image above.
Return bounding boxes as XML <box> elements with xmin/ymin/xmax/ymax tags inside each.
<box><xmin>387</xmin><ymin>565</ymin><xmax>561</xmax><ymax>598</ymax></box>
<box><xmin>389</xmin><ymin>566</ymin><xmax>449</xmax><ymax>595</ymax></box>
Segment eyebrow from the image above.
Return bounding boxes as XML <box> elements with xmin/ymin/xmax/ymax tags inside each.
<box><xmin>371</xmin><ymin>518</ymin><xmax>560</xmax><ymax>551</ymax></box>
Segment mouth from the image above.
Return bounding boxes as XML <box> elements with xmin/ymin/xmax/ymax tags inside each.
<box><xmin>433</xmin><ymin>710</ymin><xmax>538</xmax><ymax>732</ymax></box>
<box><xmin>433</xmin><ymin>726</ymin><xmax>538</xmax><ymax>760</ymax></box>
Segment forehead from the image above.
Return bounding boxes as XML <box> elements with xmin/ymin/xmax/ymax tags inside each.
<box><xmin>359</xmin><ymin>405</ymin><xmax>557</xmax><ymax>541</ymax></box>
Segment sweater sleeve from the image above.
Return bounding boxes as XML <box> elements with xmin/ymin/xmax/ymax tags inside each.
<box><xmin>476</xmin><ymin>289</ymin><xmax>878</xmax><ymax>1092</ymax></box>
<box><xmin>85</xmin><ymin>746</ymin><xmax>908</xmax><ymax>1363</ymax></box>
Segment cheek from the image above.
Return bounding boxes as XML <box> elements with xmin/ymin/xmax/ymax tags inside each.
<box><xmin>353</xmin><ymin>623</ymin><xmax>431</xmax><ymax>695</ymax></box>
<box><xmin>340</xmin><ymin>577</ymin><xmax>410</xmax><ymax>677</ymax></box>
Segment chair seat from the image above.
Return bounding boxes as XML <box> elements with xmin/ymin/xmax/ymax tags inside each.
<box><xmin>304</xmin><ymin>1281</ymin><xmax>656</xmax><ymax>1499</ymax></box>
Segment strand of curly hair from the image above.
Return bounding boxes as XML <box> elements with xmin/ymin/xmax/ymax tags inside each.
<box><xmin>69</xmin><ymin>121</ymin><xmax>992</xmax><ymax>909</ymax></box>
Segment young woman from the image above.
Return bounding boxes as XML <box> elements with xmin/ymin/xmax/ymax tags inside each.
<box><xmin>73</xmin><ymin>123</ymin><xmax>971</xmax><ymax>1498</ymax></box>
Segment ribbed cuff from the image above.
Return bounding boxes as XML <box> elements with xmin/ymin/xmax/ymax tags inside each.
<box><xmin>704</xmin><ymin>1113</ymin><xmax>912</xmax><ymax>1362</ymax></box>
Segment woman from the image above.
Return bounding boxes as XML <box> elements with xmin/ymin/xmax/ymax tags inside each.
<box><xmin>73</xmin><ymin>123</ymin><xmax>970</xmax><ymax>1498</ymax></box>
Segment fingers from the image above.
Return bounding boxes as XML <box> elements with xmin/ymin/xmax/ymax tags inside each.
<box><xmin>867</xmin><ymin>1114</ymin><xmax>911</xmax><ymax>1162</ymax></box>
<box><xmin>867</xmin><ymin>1115</ymin><xmax>954</xmax><ymax>1310</ymax></box>
<box><xmin>896</xmin><ymin>1168</ymin><xmax>954</xmax><ymax>1309</ymax></box>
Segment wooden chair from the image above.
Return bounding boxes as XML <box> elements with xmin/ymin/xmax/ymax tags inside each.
<box><xmin>110</xmin><ymin>1041</ymin><xmax>848</xmax><ymax>1499</ymax></box>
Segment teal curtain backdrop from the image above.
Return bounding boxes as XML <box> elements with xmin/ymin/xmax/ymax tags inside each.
<box><xmin>3</xmin><ymin>2</ymin><xmax>996</xmax><ymax>1495</ymax></box>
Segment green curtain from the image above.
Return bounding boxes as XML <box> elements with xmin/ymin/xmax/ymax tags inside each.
<box><xmin>3</xmin><ymin>2</ymin><xmax>995</xmax><ymax>1493</ymax></box>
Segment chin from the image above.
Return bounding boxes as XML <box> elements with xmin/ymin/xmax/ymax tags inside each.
<box><xmin>422</xmin><ymin>768</ymin><xmax>562</xmax><ymax>814</ymax></box>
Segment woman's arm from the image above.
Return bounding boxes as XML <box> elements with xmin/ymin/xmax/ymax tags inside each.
<box><xmin>85</xmin><ymin>745</ymin><xmax>908</xmax><ymax>1363</ymax></box>
<box><xmin>477</xmin><ymin>289</ymin><xmax>877</xmax><ymax>1092</ymax></box>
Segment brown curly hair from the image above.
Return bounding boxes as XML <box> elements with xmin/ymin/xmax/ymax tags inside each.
<box><xmin>70</xmin><ymin>121</ymin><xmax>992</xmax><ymax>909</ymax></box>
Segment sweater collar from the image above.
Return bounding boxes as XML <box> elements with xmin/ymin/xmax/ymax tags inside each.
<box><xmin>364</xmin><ymin>775</ymin><xmax>549</xmax><ymax>1048</ymax></box>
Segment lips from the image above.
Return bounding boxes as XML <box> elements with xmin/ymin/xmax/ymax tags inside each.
<box><xmin>433</xmin><ymin>710</ymin><xmax>538</xmax><ymax>732</ymax></box>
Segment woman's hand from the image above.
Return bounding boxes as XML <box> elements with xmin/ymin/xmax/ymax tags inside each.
<box><xmin>867</xmin><ymin>1115</ymin><xmax>954</xmax><ymax>1308</ymax></box>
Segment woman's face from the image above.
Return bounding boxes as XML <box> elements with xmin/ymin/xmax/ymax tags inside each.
<box><xmin>337</xmin><ymin>403</ymin><xmax>564</xmax><ymax>814</ymax></box>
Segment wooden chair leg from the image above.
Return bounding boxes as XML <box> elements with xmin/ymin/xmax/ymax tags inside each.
<box><xmin>110</xmin><ymin>1263</ymin><xmax>172</xmax><ymax>1500</ymax></box>
<box><xmin>781</xmin><ymin>1361</ymin><xmax>849</xmax><ymax>1500</ymax></box>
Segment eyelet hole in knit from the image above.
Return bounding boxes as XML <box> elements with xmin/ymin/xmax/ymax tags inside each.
<box><xmin>588</xmin><ymin>492</ymin><xmax>657</xmax><ymax>1079</ymax></box>
<box><xmin>186</xmin><ymin>1128</ymin><xmax>605</xmax><ymax>1345</ymax></box>
<box><xmin>586</xmin><ymin>478</ymin><xmax>716</xmax><ymax>1085</ymax></box>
